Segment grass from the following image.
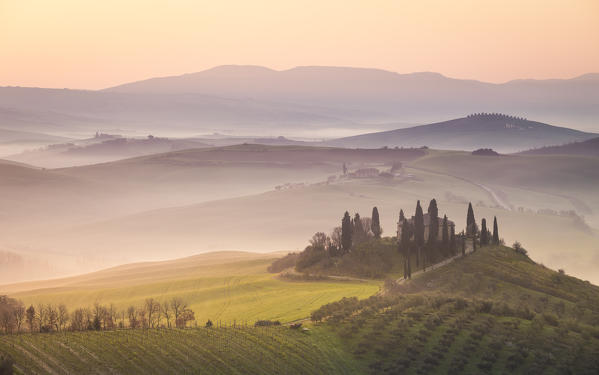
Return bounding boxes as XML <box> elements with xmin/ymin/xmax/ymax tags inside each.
<box><xmin>9</xmin><ymin>252</ymin><xmax>380</xmax><ymax>324</ymax></box>
<box><xmin>0</xmin><ymin>326</ymin><xmax>364</xmax><ymax>375</ymax></box>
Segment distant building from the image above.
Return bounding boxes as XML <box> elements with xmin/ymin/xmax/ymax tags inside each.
<box><xmin>397</xmin><ymin>213</ymin><xmax>455</xmax><ymax>240</ymax></box>
<box><xmin>350</xmin><ymin>168</ymin><xmax>380</xmax><ymax>178</ymax></box>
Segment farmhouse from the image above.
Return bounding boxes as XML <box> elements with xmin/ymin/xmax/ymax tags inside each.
<box><xmin>397</xmin><ymin>213</ymin><xmax>455</xmax><ymax>240</ymax></box>
<box><xmin>349</xmin><ymin>168</ymin><xmax>380</xmax><ymax>178</ymax></box>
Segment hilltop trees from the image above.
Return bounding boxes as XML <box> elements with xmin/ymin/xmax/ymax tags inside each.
<box><xmin>371</xmin><ymin>207</ymin><xmax>382</xmax><ymax>238</ymax></box>
<box><xmin>414</xmin><ymin>201</ymin><xmax>425</xmax><ymax>267</ymax></box>
<box><xmin>400</xmin><ymin>220</ymin><xmax>412</xmax><ymax>279</ymax></box>
<box><xmin>353</xmin><ymin>213</ymin><xmax>367</xmax><ymax>242</ymax></box>
<box><xmin>480</xmin><ymin>218</ymin><xmax>489</xmax><ymax>246</ymax></box>
<box><xmin>442</xmin><ymin>215</ymin><xmax>449</xmax><ymax>254</ymax></box>
<box><xmin>427</xmin><ymin>199</ymin><xmax>439</xmax><ymax>246</ymax></box>
<box><xmin>466</xmin><ymin>202</ymin><xmax>476</xmax><ymax>236</ymax></box>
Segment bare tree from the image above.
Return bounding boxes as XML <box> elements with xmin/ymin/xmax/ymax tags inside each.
<box><xmin>70</xmin><ymin>308</ymin><xmax>89</xmax><ymax>331</ymax></box>
<box><xmin>36</xmin><ymin>304</ymin><xmax>47</xmax><ymax>332</ymax></box>
<box><xmin>171</xmin><ymin>297</ymin><xmax>186</xmax><ymax>326</ymax></box>
<box><xmin>13</xmin><ymin>302</ymin><xmax>25</xmax><ymax>333</ymax></box>
<box><xmin>161</xmin><ymin>301</ymin><xmax>172</xmax><ymax>328</ymax></box>
<box><xmin>145</xmin><ymin>298</ymin><xmax>160</xmax><ymax>328</ymax></box>
<box><xmin>46</xmin><ymin>304</ymin><xmax>58</xmax><ymax>331</ymax></box>
<box><xmin>137</xmin><ymin>307</ymin><xmax>148</xmax><ymax>329</ymax></box>
<box><xmin>127</xmin><ymin>306</ymin><xmax>139</xmax><ymax>329</ymax></box>
<box><xmin>57</xmin><ymin>304</ymin><xmax>69</xmax><ymax>331</ymax></box>
<box><xmin>26</xmin><ymin>305</ymin><xmax>35</xmax><ymax>332</ymax></box>
<box><xmin>0</xmin><ymin>297</ymin><xmax>16</xmax><ymax>334</ymax></box>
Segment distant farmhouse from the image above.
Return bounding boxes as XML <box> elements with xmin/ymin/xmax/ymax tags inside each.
<box><xmin>397</xmin><ymin>213</ymin><xmax>455</xmax><ymax>240</ymax></box>
<box><xmin>349</xmin><ymin>168</ymin><xmax>380</xmax><ymax>178</ymax></box>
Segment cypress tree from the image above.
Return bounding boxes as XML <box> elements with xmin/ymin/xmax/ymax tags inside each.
<box><xmin>371</xmin><ymin>206</ymin><xmax>382</xmax><ymax>239</ymax></box>
<box><xmin>427</xmin><ymin>199</ymin><xmax>439</xmax><ymax>246</ymax></box>
<box><xmin>353</xmin><ymin>213</ymin><xmax>364</xmax><ymax>242</ymax></box>
<box><xmin>442</xmin><ymin>215</ymin><xmax>449</xmax><ymax>253</ymax></box>
<box><xmin>480</xmin><ymin>218</ymin><xmax>488</xmax><ymax>246</ymax></box>
<box><xmin>341</xmin><ymin>211</ymin><xmax>352</xmax><ymax>254</ymax></box>
<box><xmin>492</xmin><ymin>216</ymin><xmax>499</xmax><ymax>245</ymax></box>
<box><xmin>399</xmin><ymin>209</ymin><xmax>405</xmax><ymax>222</ymax></box>
<box><xmin>466</xmin><ymin>202</ymin><xmax>476</xmax><ymax>236</ymax></box>
<box><xmin>400</xmin><ymin>220</ymin><xmax>412</xmax><ymax>279</ymax></box>
<box><xmin>414</xmin><ymin>200</ymin><xmax>425</xmax><ymax>267</ymax></box>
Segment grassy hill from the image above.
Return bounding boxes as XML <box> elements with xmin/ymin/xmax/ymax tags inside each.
<box><xmin>311</xmin><ymin>245</ymin><xmax>599</xmax><ymax>374</ymax></box>
<box><xmin>327</xmin><ymin>114</ymin><xmax>597</xmax><ymax>152</ymax></box>
<box><xmin>2</xmin><ymin>251</ymin><xmax>380</xmax><ymax>324</ymax></box>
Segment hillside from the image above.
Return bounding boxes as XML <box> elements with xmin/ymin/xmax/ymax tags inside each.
<box><xmin>2</xmin><ymin>246</ymin><xmax>598</xmax><ymax>374</ymax></box>
<box><xmin>327</xmin><ymin>113</ymin><xmax>597</xmax><ymax>152</ymax></box>
<box><xmin>1</xmin><ymin>251</ymin><xmax>379</xmax><ymax>324</ymax></box>
<box><xmin>311</xmin><ymin>245</ymin><xmax>599</xmax><ymax>374</ymax></box>
<box><xmin>0</xmin><ymin>328</ymin><xmax>362</xmax><ymax>374</ymax></box>
<box><xmin>7</xmin><ymin>136</ymin><xmax>213</xmax><ymax>168</ymax></box>
<box><xmin>519</xmin><ymin>137</ymin><xmax>599</xmax><ymax>156</ymax></box>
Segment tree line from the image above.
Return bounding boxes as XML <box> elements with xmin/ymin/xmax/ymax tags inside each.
<box><xmin>295</xmin><ymin>206</ymin><xmax>383</xmax><ymax>271</ymax></box>
<box><xmin>399</xmin><ymin>199</ymin><xmax>500</xmax><ymax>279</ymax></box>
<box><xmin>290</xmin><ymin>199</ymin><xmax>501</xmax><ymax>279</ymax></box>
<box><xmin>0</xmin><ymin>296</ymin><xmax>196</xmax><ymax>335</ymax></box>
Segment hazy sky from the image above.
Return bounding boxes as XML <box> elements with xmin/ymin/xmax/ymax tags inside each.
<box><xmin>1</xmin><ymin>0</ymin><xmax>598</xmax><ymax>89</ymax></box>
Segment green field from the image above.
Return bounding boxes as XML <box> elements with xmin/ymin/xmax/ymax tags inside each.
<box><xmin>6</xmin><ymin>252</ymin><xmax>380</xmax><ymax>324</ymax></box>
<box><xmin>0</xmin><ymin>326</ymin><xmax>362</xmax><ymax>374</ymax></box>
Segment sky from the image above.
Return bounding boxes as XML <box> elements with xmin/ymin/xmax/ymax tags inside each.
<box><xmin>1</xmin><ymin>0</ymin><xmax>598</xmax><ymax>90</ymax></box>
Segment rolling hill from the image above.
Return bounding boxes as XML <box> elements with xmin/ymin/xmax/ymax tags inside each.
<box><xmin>313</xmin><ymin>245</ymin><xmax>599</xmax><ymax>374</ymax></box>
<box><xmin>519</xmin><ymin>136</ymin><xmax>599</xmax><ymax>156</ymax></box>
<box><xmin>326</xmin><ymin>113</ymin><xmax>597</xmax><ymax>152</ymax></box>
<box><xmin>0</xmin><ymin>250</ymin><xmax>379</xmax><ymax>324</ymax></box>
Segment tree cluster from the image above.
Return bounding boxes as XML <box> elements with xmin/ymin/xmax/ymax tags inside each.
<box><xmin>296</xmin><ymin>207</ymin><xmax>383</xmax><ymax>272</ymax></box>
<box><xmin>398</xmin><ymin>199</ymin><xmax>459</xmax><ymax>279</ymax></box>
<box><xmin>0</xmin><ymin>296</ymin><xmax>196</xmax><ymax>335</ymax></box>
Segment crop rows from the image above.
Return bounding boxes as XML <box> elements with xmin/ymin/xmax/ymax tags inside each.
<box><xmin>0</xmin><ymin>327</ymin><xmax>356</xmax><ymax>374</ymax></box>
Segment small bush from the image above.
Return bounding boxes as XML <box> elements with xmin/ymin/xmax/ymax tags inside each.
<box><xmin>513</xmin><ymin>241</ymin><xmax>527</xmax><ymax>256</ymax></box>
<box><xmin>254</xmin><ymin>320</ymin><xmax>281</xmax><ymax>327</ymax></box>
<box><xmin>542</xmin><ymin>313</ymin><xmax>559</xmax><ymax>327</ymax></box>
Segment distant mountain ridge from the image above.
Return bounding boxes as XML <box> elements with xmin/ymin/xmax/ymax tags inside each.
<box><xmin>1</xmin><ymin>66</ymin><xmax>598</xmax><ymax>141</ymax></box>
<box><xmin>325</xmin><ymin>113</ymin><xmax>597</xmax><ymax>153</ymax></box>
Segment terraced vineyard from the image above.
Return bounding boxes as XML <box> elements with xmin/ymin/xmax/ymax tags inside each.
<box><xmin>0</xmin><ymin>327</ymin><xmax>361</xmax><ymax>374</ymax></box>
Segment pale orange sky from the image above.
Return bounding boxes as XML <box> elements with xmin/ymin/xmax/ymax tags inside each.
<box><xmin>1</xmin><ymin>0</ymin><xmax>598</xmax><ymax>90</ymax></box>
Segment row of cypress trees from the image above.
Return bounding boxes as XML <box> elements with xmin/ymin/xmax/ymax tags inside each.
<box><xmin>399</xmin><ymin>200</ymin><xmax>500</xmax><ymax>279</ymax></box>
